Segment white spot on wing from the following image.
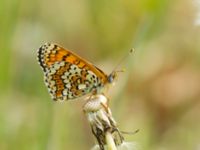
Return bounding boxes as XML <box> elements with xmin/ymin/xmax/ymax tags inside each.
<box><xmin>66</xmin><ymin>83</ymin><xmax>71</xmax><ymax>88</ymax></box>
<box><xmin>78</xmin><ymin>84</ymin><xmax>86</xmax><ymax>90</ymax></box>
<box><xmin>50</xmin><ymin>80</ymin><xmax>55</xmax><ymax>86</ymax></box>
<box><xmin>64</xmin><ymin>79</ymin><xmax>70</xmax><ymax>84</ymax></box>
<box><xmin>63</xmin><ymin>89</ymin><xmax>68</xmax><ymax>95</ymax></box>
<box><xmin>54</xmin><ymin>63</ymin><xmax>60</xmax><ymax>69</ymax></box>
<box><xmin>60</xmin><ymin>61</ymin><xmax>65</xmax><ymax>66</ymax></box>
<box><xmin>64</xmin><ymin>72</ymin><xmax>70</xmax><ymax>76</ymax></box>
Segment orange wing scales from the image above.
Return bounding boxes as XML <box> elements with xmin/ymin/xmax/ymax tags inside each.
<box><xmin>37</xmin><ymin>43</ymin><xmax>108</xmax><ymax>101</ymax></box>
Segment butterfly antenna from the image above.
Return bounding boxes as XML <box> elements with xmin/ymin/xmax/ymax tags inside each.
<box><xmin>111</xmin><ymin>48</ymin><xmax>135</xmax><ymax>73</ymax></box>
<box><xmin>121</xmin><ymin>129</ymin><xmax>140</xmax><ymax>135</ymax></box>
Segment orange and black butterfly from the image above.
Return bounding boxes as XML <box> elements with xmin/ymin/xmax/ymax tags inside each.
<box><xmin>37</xmin><ymin>43</ymin><xmax>125</xmax><ymax>101</ymax></box>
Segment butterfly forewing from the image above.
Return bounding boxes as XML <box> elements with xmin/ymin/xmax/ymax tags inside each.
<box><xmin>37</xmin><ymin>43</ymin><xmax>108</xmax><ymax>101</ymax></box>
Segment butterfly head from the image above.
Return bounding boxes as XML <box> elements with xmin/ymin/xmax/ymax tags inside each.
<box><xmin>107</xmin><ymin>69</ymin><xmax>125</xmax><ymax>85</ymax></box>
<box><xmin>108</xmin><ymin>71</ymin><xmax>117</xmax><ymax>84</ymax></box>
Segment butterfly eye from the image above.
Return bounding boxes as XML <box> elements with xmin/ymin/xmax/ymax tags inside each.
<box><xmin>108</xmin><ymin>72</ymin><xmax>117</xmax><ymax>83</ymax></box>
<box><xmin>108</xmin><ymin>76</ymin><xmax>113</xmax><ymax>83</ymax></box>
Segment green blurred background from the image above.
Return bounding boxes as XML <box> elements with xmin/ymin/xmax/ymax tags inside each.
<box><xmin>1</xmin><ymin>0</ymin><xmax>200</xmax><ymax>149</ymax></box>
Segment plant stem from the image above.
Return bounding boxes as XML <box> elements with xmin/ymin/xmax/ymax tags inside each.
<box><xmin>105</xmin><ymin>132</ymin><xmax>117</xmax><ymax>150</ymax></box>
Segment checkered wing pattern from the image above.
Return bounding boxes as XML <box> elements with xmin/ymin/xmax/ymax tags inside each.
<box><xmin>37</xmin><ymin>43</ymin><xmax>108</xmax><ymax>101</ymax></box>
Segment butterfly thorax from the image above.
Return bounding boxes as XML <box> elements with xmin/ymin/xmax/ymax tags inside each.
<box><xmin>92</xmin><ymin>71</ymin><xmax>117</xmax><ymax>95</ymax></box>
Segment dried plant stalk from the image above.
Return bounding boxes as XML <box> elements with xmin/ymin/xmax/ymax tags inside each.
<box><xmin>105</xmin><ymin>131</ymin><xmax>117</xmax><ymax>150</ymax></box>
<box><xmin>83</xmin><ymin>94</ymin><xmax>124</xmax><ymax>150</ymax></box>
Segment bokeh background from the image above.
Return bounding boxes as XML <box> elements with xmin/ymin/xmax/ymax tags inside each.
<box><xmin>1</xmin><ymin>0</ymin><xmax>200</xmax><ymax>150</ymax></box>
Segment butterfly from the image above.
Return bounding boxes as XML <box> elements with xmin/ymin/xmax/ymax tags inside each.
<box><xmin>37</xmin><ymin>43</ymin><xmax>122</xmax><ymax>101</ymax></box>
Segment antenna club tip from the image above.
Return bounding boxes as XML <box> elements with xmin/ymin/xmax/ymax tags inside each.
<box><xmin>121</xmin><ymin>68</ymin><xmax>126</xmax><ymax>72</ymax></box>
<box><xmin>130</xmin><ymin>48</ymin><xmax>135</xmax><ymax>53</ymax></box>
